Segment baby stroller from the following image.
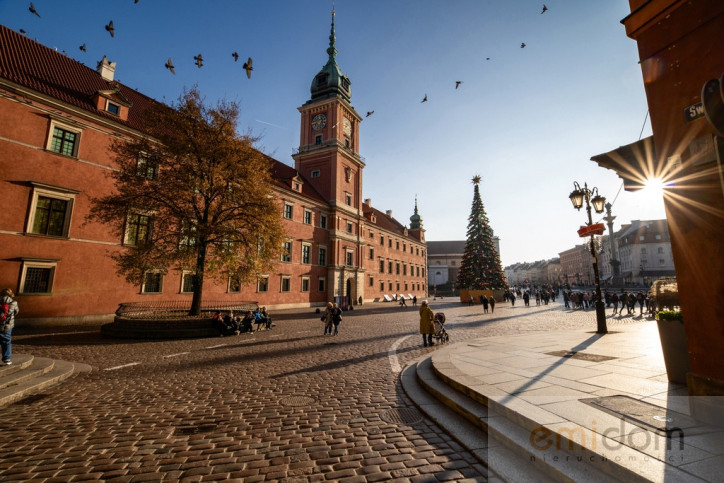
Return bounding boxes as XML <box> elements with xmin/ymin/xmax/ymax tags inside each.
<box><xmin>432</xmin><ymin>312</ymin><xmax>450</xmax><ymax>344</ymax></box>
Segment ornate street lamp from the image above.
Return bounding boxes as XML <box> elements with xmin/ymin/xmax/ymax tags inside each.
<box><xmin>569</xmin><ymin>181</ymin><xmax>608</xmax><ymax>334</ymax></box>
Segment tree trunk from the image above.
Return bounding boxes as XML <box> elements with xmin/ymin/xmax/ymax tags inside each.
<box><xmin>189</xmin><ymin>241</ymin><xmax>207</xmax><ymax>316</ymax></box>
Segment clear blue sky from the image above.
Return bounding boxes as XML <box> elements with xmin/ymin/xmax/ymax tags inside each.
<box><xmin>1</xmin><ymin>0</ymin><xmax>665</xmax><ymax>266</ymax></box>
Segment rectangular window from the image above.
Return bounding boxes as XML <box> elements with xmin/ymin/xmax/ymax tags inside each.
<box><xmin>380</xmin><ymin>235</ymin><xmax>384</xmax><ymax>245</ymax></box>
<box><xmin>27</xmin><ymin>184</ymin><xmax>77</xmax><ymax>238</ymax></box>
<box><xmin>302</xmin><ymin>244</ymin><xmax>311</xmax><ymax>264</ymax></box>
<box><xmin>284</xmin><ymin>204</ymin><xmax>293</xmax><ymax>219</ymax></box>
<box><xmin>181</xmin><ymin>272</ymin><xmax>195</xmax><ymax>293</ymax></box>
<box><xmin>311</xmin><ymin>170</ymin><xmax>321</xmax><ymax>178</ymax></box>
<box><xmin>49</xmin><ymin>125</ymin><xmax>79</xmax><ymax>157</ymax></box>
<box><xmin>380</xmin><ymin>259</ymin><xmax>385</xmax><ymax>273</ymax></box>
<box><xmin>318</xmin><ymin>247</ymin><xmax>327</xmax><ymax>266</ymax></box>
<box><xmin>106</xmin><ymin>101</ymin><xmax>121</xmax><ymax>116</ymax></box>
<box><xmin>369</xmin><ymin>248</ymin><xmax>374</xmax><ymax>260</ymax></box>
<box><xmin>396</xmin><ymin>262</ymin><xmax>400</xmax><ymax>275</ymax></box>
<box><xmin>258</xmin><ymin>276</ymin><xmax>269</xmax><ymax>292</ymax></box>
<box><xmin>658</xmin><ymin>247</ymin><xmax>664</xmax><ymax>254</ymax></box>
<box><xmin>281</xmin><ymin>276</ymin><xmax>291</xmax><ymax>292</ymax></box>
<box><xmin>388</xmin><ymin>238</ymin><xmax>392</xmax><ymax>248</ymax></box>
<box><xmin>315</xmin><ymin>135</ymin><xmax>322</xmax><ymax>145</ymax></box>
<box><xmin>403</xmin><ymin>264</ymin><xmax>407</xmax><ymax>276</ymax></box>
<box><xmin>320</xmin><ymin>215</ymin><xmax>327</xmax><ymax>229</ymax></box>
<box><xmin>388</xmin><ymin>261</ymin><xmax>393</xmax><ymax>273</ymax></box>
<box><xmin>346</xmin><ymin>221</ymin><xmax>353</xmax><ymax>234</ymax></box>
<box><xmin>396</xmin><ymin>240</ymin><xmax>400</xmax><ymax>250</ymax></box>
<box><xmin>369</xmin><ymin>276</ymin><xmax>374</xmax><ymax>287</ymax></box>
<box><xmin>403</xmin><ymin>243</ymin><xmax>406</xmax><ymax>253</ymax></box>
<box><xmin>318</xmin><ymin>277</ymin><xmax>326</xmax><ymax>292</ymax></box>
<box><xmin>142</xmin><ymin>272</ymin><xmax>163</xmax><ymax>293</ymax></box>
<box><xmin>137</xmin><ymin>155</ymin><xmax>157</xmax><ymax>180</ymax></box>
<box><xmin>228</xmin><ymin>276</ymin><xmax>241</xmax><ymax>293</ymax></box>
<box><xmin>303</xmin><ymin>210</ymin><xmax>312</xmax><ymax>224</ymax></box>
<box><xmin>125</xmin><ymin>213</ymin><xmax>152</xmax><ymax>246</ymax></box>
<box><xmin>659</xmin><ymin>258</ymin><xmax>666</xmax><ymax>265</ymax></box>
<box><xmin>346</xmin><ymin>251</ymin><xmax>354</xmax><ymax>266</ymax></box>
<box><xmin>388</xmin><ymin>282</ymin><xmax>393</xmax><ymax>291</ymax></box>
<box><xmin>282</xmin><ymin>241</ymin><xmax>292</xmax><ymax>262</ymax></box>
<box><xmin>32</xmin><ymin>196</ymin><xmax>69</xmax><ymax>237</ymax></box>
<box><xmin>301</xmin><ymin>277</ymin><xmax>310</xmax><ymax>292</ymax></box>
<box><xmin>380</xmin><ymin>281</ymin><xmax>384</xmax><ymax>291</ymax></box>
<box><xmin>345</xmin><ymin>193</ymin><xmax>352</xmax><ymax>205</ymax></box>
<box><xmin>20</xmin><ymin>262</ymin><xmax>56</xmax><ymax>294</ymax></box>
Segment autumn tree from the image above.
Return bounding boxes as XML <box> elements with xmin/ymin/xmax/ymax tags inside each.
<box><xmin>90</xmin><ymin>88</ymin><xmax>286</xmax><ymax>315</ymax></box>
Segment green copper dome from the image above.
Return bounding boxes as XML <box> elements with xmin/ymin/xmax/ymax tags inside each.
<box><xmin>410</xmin><ymin>198</ymin><xmax>423</xmax><ymax>229</ymax></box>
<box><xmin>310</xmin><ymin>11</ymin><xmax>351</xmax><ymax>103</ymax></box>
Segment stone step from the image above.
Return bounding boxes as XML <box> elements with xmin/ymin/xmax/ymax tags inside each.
<box><xmin>401</xmin><ymin>359</ymin><xmax>552</xmax><ymax>482</ymax></box>
<box><xmin>0</xmin><ymin>355</ymin><xmax>92</xmax><ymax>407</ymax></box>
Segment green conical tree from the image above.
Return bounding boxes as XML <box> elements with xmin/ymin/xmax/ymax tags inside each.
<box><xmin>457</xmin><ymin>176</ymin><xmax>507</xmax><ymax>290</ymax></box>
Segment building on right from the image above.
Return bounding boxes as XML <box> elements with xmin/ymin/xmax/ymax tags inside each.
<box><xmin>594</xmin><ymin>0</ymin><xmax>724</xmax><ymax>426</ymax></box>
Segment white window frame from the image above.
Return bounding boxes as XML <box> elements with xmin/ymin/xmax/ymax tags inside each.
<box><xmin>282</xmin><ymin>241</ymin><xmax>292</xmax><ymax>262</ymax></box>
<box><xmin>258</xmin><ymin>276</ymin><xmax>269</xmax><ymax>293</ymax></box>
<box><xmin>106</xmin><ymin>100</ymin><xmax>121</xmax><ymax>116</ymax></box>
<box><xmin>26</xmin><ymin>183</ymin><xmax>78</xmax><ymax>238</ymax></box>
<box><xmin>320</xmin><ymin>215</ymin><xmax>327</xmax><ymax>229</ymax></box>
<box><xmin>124</xmin><ymin>211</ymin><xmax>154</xmax><ymax>247</ymax></box>
<box><xmin>303</xmin><ymin>210</ymin><xmax>312</xmax><ymax>225</ymax></box>
<box><xmin>141</xmin><ymin>271</ymin><xmax>164</xmax><ymax>294</ymax></box>
<box><xmin>46</xmin><ymin>119</ymin><xmax>82</xmax><ymax>157</ymax></box>
<box><xmin>302</xmin><ymin>243</ymin><xmax>311</xmax><ymax>264</ymax></box>
<box><xmin>19</xmin><ymin>260</ymin><xmax>57</xmax><ymax>295</ymax></box>
<box><xmin>228</xmin><ymin>275</ymin><xmax>241</xmax><ymax>293</ymax></box>
<box><xmin>301</xmin><ymin>277</ymin><xmax>310</xmax><ymax>292</ymax></box>
<box><xmin>283</xmin><ymin>203</ymin><xmax>294</xmax><ymax>220</ymax></box>
<box><xmin>318</xmin><ymin>277</ymin><xmax>326</xmax><ymax>292</ymax></box>
<box><xmin>180</xmin><ymin>271</ymin><xmax>196</xmax><ymax>293</ymax></box>
<box><xmin>346</xmin><ymin>250</ymin><xmax>354</xmax><ymax>267</ymax></box>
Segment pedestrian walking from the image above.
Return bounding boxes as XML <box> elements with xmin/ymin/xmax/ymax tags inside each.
<box><xmin>481</xmin><ymin>295</ymin><xmax>489</xmax><ymax>313</ymax></box>
<box><xmin>332</xmin><ymin>303</ymin><xmax>342</xmax><ymax>335</ymax></box>
<box><xmin>322</xmin><ymin>302</ymin><xmax>334</xmax><ymax>335</ymax></box>
<box><xmin>419</xmin><ymin>300</ymin><xmax>435</xmax><ymax>347</ymax></box>
<box><xmin>412</xmin><ymin>295</ymin><xmax>417</xmax><ymax>306</ymax></box>
<box><xmin>468</xmin><ymin>295</ymin><xmax>474</xmax><ymax>306</ymax></box>
<box><xmin>489</xmin><ymin>296</ymin><xmax>495</xmax><ymax>313</ymax></box>
<box><xmin>0</xmin><ymin>288</ymin><xmax>19</xmax><ymax>365</ymax></box>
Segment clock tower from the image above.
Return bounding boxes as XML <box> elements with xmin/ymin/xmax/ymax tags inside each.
<box><xmin>292</xmin><ymin>10</ymin><xmax>365</xmax><ymax>307</ymax></box>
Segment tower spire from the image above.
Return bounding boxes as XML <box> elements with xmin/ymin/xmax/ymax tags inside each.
<box><xmin>327</xmin><ymin>7</ymin><xmax>337</xmax><ymax>62</ymax></box>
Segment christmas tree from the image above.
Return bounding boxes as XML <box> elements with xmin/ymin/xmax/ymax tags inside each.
<box><xmin>457</xmin><ymin>176</ymin><xmax>507</xmax><ymax>290</ymax></box>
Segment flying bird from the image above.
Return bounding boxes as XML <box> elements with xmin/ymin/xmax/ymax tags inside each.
<box><xmin>521</xmin><ymin>42</ymin><xmax>526</xmax><ymax>48</ymax></box>
<box><xmin>485</xmin><ymin>57</ymin><xmax>491</xmax><ymax>60</ymax></box>
<box><xmin>135</xmin><ymin>0</ymin><xmax>139</xmax><ymax>3</ymax></box>
<box><xmin>232</xmin><ymin>52</ymin><xmax>239</xmax><ymax>62</ymax></box>
<box><xmin>243</xmin><ymin>57</ymin><xmax>253</xmax><ymax>78</ymax></box>
<box><xmin>194</xmin><ymin>54</ymin><xmax>203</xmax><ymax>68</ymax></box>
<box><xmin>29</xmin><ymin>2</ymin><xmax>40</xmax><ymax>18</ymax></box>
<box><xmin>541</xmin><ymin>4</ymin><xmax>548</xmax><ymax>14</ymax></box>
<box><xmin>165</xmin><ymin>58</ymin><xmax>175</xmax><ymax>74</ymax></box>
<box><xmin>421</xmin><ymin>94</ymin><xmax>428</xmax><ymax>103</ymax></box>
<box><xmin>455</xmin><ymin>81</ymin><xmax>462</xmax><ymax>89</ymax></box>
<box><xmin>79</xmin><ymin>43</ymin><xmax>87</xmax><ymax>52</ymax></box>
<box><xmin>366</xmin><ymin>111</ymin><xmax>374</xmax><ymax>117</ymax></box>
<box><xmin>105</xmin><ymin>20</ymin><xmax>114</xmax><ymax>37</ymax></box>
<box><xmin>20</xmin><ymin>29</ymin><xmax>27</xmax><ymax>34</ymax></box>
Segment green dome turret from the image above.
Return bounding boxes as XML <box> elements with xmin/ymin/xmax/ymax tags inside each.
<box><xmin>310</xmin><ymin>10</ymin><xmax>351</xmax><ymax>103</ymax></box>
<box><xmin>410</xmin><ymin>197</ymin><xmax>423</xmax><ymax>229</ymax></box>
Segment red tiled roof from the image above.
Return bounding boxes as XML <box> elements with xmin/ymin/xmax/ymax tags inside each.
<box><xmin>267</xmin><ymin>156</ymin><xmax>327</xmax><ymax>204</ymax></box>
<box><xmin>0</xmin><ymin>24</ymin><xmax>158</xmax><ymax>131</ymax></box>
<box><xmin>363</xmin><ymin>202</ymin><xmax>410</xmax><ymax>236</ymax></box>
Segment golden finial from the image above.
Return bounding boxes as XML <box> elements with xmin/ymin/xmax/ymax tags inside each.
<box><xmin>472</xmin><ymin>175</ymin><xmax>482</xmax><ymax>184</ymax></box>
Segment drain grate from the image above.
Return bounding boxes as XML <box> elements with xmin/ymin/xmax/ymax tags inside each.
<box><xmin>546</xmin><ymin>350</ymin><xmax>617</xmax><ymax>362</ymax></box>
<box><xmin>380</xmin><ymin>407</ymin><xmax>424</xmax><ymax>426</ymax></box>
<box><xmin>280</xmin><ymin>395</ymin><xmax>316</xmax><ymax>407</ymax></box>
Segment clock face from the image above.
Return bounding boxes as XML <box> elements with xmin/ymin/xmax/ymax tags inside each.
<box><xmin>343</xmin><ymin>118</ymin><xmax>352</xmax><ymax>136</ymax></box>
<box><xmin>312</xmin><ymin>113</ymin><xmax>326</xmax><ymax>131</ymax></box>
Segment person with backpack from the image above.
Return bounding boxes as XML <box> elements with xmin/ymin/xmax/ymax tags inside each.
<box><xmin>0</xmin><ymin>288</ymin><xmax>19</xmax><ymax>365</ymax></box>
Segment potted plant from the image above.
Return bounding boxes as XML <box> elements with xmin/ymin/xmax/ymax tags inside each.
<box><xmin>656</xmin><ymin>310</ymin><xmax>690</xmax><ymax>384</ymax></box>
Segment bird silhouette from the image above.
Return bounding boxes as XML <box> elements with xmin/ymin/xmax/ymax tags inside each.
<box><xmin>541</xmin><ymin>4</ymin><xmax>548</xmax><ymax>14</ymax></box>
<box><xmin>455</xmin><ymin>81</ymin><xmax>462</xmax><ymax>89</ymax></box>
<box><xmin>366</xmin><ymin>111</ymin><xmax>374</xmax><ymax>117</ymax></box>
<box><xmin>194</xmin><ymin>54</ymin><xmax>203</xmax><ymax>68</ymax></box>
<box><xmin>485</xmin><ymin>57</ymin><xmax>491</xmax><ymax>61</ymax></box>
<box><xmin>105</xmin><ymin>20</ymin><xmax>114</xmax><ymax>38</ymax></box>
<box><xmin>79</xmin><ymin>44</ymin><xmax>87</xmax><ymax>52</ymax></box>
<box><xmin>421</xmin><ymin>94</ymin><xmax>428</xmax><ymax>103</ymax></box>
<box><xmin>521</xmin><ymin>42</ymin><xmax>526</xmax><ymax>48</ymax></box>
<box><xmin>232</xmin><ymin>52</ymin><xmax>239</xmax><ymax>62</ymax></box>
<box><xmin>20</xmin><ymin>29</ymin><xmax>27</xmax><ymax>34</ymax></box>
<box><xmin>29</xmin><ymin>2</ymin><xmax>40</xmax><ymax>18</ymax></box>
<box><xmin>165</xmin><ymin>58</ymin><xmax>175</xmax><ymax>74</ymax></box>
<box><xmin>135</xmin><ymin>0</ymin><xmax>139</xmax><ymax>3</ymax></box>
<box><xmin>243</xmin><ymin>57</ymin><xmax>253</xmax><ymax>78</ymax></box>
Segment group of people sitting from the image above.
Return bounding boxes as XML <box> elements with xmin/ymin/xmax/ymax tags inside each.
<box><xmin>212</xmin><ymin>307</ymin><xmax>272</xmax><ymax>336</ymax></box>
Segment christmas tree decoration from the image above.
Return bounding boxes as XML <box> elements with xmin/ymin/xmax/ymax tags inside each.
<box><xmin>457</xmin><ymin>176</ymin><xmax>507</xmax><ymax>290</ymax></box>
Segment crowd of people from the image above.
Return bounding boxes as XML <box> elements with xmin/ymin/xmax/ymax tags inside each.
<box><xmin>212</xmin><ymin>307</ymin><xmax>273</xmax><ymax>336</ymax></box>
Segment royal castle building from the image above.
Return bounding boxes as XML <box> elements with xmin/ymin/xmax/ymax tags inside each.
<box><xmin>0</xmin><ymin>18</ymin><xmax>427</xmax><ymax>322</ymax></box>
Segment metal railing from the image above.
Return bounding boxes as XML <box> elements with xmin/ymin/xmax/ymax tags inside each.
<box><xmin>115</xmin><ymin>300</ymin><xmax>259</xmax><ymax>319</ymax></box>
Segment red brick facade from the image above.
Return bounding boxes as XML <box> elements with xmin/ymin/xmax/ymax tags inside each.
<box><xmin>0</xmin><ymin>25</ymin><xmax>427</xmax><ymax>322</ymax></box>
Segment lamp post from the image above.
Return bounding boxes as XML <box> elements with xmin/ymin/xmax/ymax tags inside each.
<box><xmin>569</xmin><ymin>181</ymin><xmax>608</xmax><ymax>334</ymax></box>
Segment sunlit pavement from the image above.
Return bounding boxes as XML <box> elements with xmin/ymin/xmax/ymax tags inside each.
<box><xmin>2</xmin><ymin>300</ymin><xmax>651</xmax><ymax>481</ymax></box>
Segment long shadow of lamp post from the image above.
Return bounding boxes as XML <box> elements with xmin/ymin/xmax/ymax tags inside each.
<box><xmin>569</xmin><ymin>181</ymin><xmax>608</xmax><ymax>334</ymax></box>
